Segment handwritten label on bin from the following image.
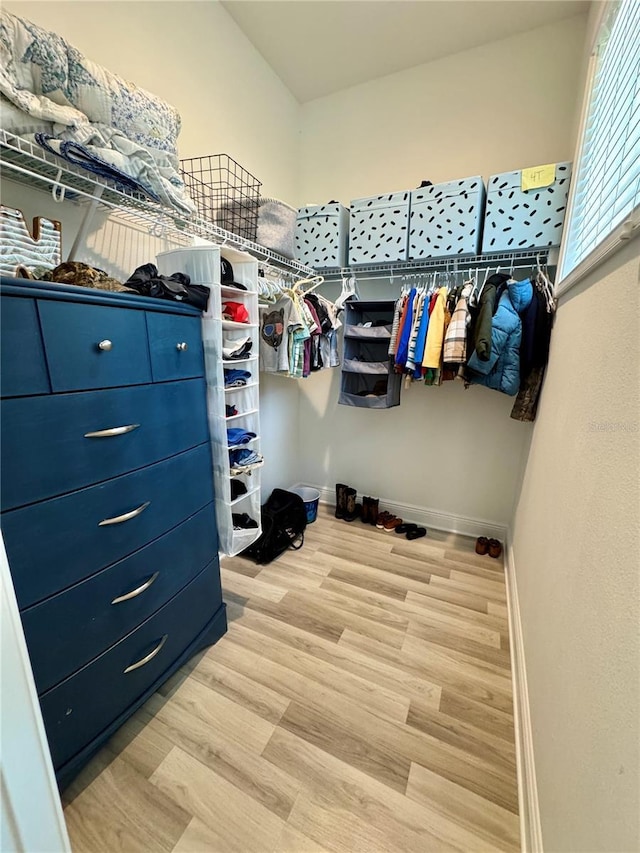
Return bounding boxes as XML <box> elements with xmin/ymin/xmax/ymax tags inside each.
<box><xmin>521</xmin><ymin>164</ymin><xmax>556</xmax><ymax>191</ymax></box>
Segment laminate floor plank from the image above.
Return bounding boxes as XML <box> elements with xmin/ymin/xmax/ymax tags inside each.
<box><xmin>405</xmin><ymin>619</ymin><xmax>513</xmax><ymax>668</ymax></box>
<box><xmin>149</xmin><ymin>747</ymin><xmax>285</xmax><ymax>853</ymax></box>
<box><xmin>279</xmin><ymin>700</ymin><xmax>412</xmax><ymax>793</ymax></box>
<box><xmin>63</xmin><ymin>514</ymin><xmax>519</xmax><ymax>851</ymax></box>
<box><xmin>343</xmin><ymin>628</ymin><xmax>514</xmax><ymax>714</ymax></box>
<box><xmin>220</xmin><ymin>566</ymin><xmax>289</xmax><ymax>603</ymax></box>
<box><xmin>225</xmin><ymin>606</ymin><xmax>441</xmax><ymax>707</ymax></box>
<box><xmin>325</xmin><ymin>554</ymin><xmax>435</xmax><ymax>596</ymax></box>
<box><xmin>225</xmin><ymin>621</ymin><xmax>411</xmax><ymax>722</ymax></box>
<box><xmin>264</xmin><ymin>727</ymin><xmax>501</xmax><ymax>853</ymax></box>
<box><xmin>406</xmin><ymin>762</ymin><xmax>520</xmax><ymax>853</ymax></box>
<box><xmin>147</xmin><ymin>673</ymin><xmax>276</xmax><ymax>755</ymax></box>
<box><xmin>176</xmin><ymin>653</ymin><xmax>291</xmax><ymax>724</ymax></box>
<box><xmin>64</xmin><ymin>756</ymin><xmax>191</xmax><ymax>853</ymax></box>
<box><xmin>142</xmin><ymin>703</ymin><xmax>301</xmax><ymax>821</ymax></box>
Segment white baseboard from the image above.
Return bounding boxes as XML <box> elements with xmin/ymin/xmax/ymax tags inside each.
<box><xmin>290</xmin><ymin>483</ymin><xmax>507</xmax><ymax>540</ymax></box>
<box><xmin>504</xmin><ymin>532</ymin><xmax>543</xmax><ymax>853</ymax></box>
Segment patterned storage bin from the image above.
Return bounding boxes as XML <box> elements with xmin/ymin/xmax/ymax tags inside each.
<box><xmin>295</xmin><ymin>203</ymin><xmax>349</xmax><ymax>269</ymax></box>
<box><xmin>409</xmin><ymin>177</ymin><xmax>485</xmax><ymax>259</ymax></box>
<box><xmin>482</xmin><ymin>162</ymin><xmax>572</xmax><ymax>253</ymax></box>
<box><xmin>349</xmin><ymin>191</ymin><xmax>410</xmax><ymax>264</ymax></box>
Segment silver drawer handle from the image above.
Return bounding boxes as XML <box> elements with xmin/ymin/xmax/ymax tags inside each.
<box><xmin>176</xmin><ymin>342</ymin><xmax>188</xmax><ymax>351</ymax></box>
<box><xmin>84</xmin><ymin>423</ymin><xmax>140</xmax><ymax>439</ymax></box>
<box><xmin>111</xmin><ymin>571</ymin><xmax>160</xmax><ymax>605</ymax></box>
<box><xmin>98</xmin><ymin>340</ymin><xmax>113</xmax><ymax>351</ymax></box>
<box><xmin>98</xmin><ymin>500</ymin><xmax>150</xmax><ymax>527</ymax></box>
<box><xmin>123</xmin><ymin>634</ymin><xmax>168</xmax><ymax>673</ymax></box>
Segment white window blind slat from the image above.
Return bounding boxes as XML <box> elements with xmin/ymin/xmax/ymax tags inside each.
<box><xmin>560</xmin><ymin>0</ymin><xmax>640</xmax><ymax>280</ymax></box>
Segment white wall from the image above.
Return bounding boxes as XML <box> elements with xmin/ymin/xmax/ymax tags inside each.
<box><xmin>296</xmin><ymin>15</ymin><xmax>587</xmax><ymax>527</ymax></box>
<box><xmin>511</xmin><ymin>235</ymin><xmax>640</xmax><ymax>853</ymax></box>
<box><xmin>2</xmin><ymin>0</ymin><xmax>302</xmax><ymax>494</ymax></box>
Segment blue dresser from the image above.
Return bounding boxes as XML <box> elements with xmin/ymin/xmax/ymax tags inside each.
<box><xmin>0</xmin><ymin>276</ymin><xmax>227</xmax><ymax>788</ymax></box>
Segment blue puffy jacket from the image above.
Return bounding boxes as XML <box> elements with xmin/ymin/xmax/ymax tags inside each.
<box><xmin>467</xmin><ymin>277</ymin><xmax>533</xmax><ymax>396</ymax></box>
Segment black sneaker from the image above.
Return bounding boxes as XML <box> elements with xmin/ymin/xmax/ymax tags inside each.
<box><xmin>230</xmin><ymin>480</ymin><xmax>248</xmax><ymax>501</ymax></box>
<box><xmin>226</xmin><ymin>404</ymin><xmax>239</xmax><ymax>417</ymax></box>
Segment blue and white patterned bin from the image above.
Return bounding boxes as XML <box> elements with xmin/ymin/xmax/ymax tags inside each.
<box><xmin>409</xmin><ymin>177</ymin><xmax>485</xmax><ymax>259</ymax></box>
<box><xmin>349</xmin><ymin>191</ymin><xmax>410</xmax><ymax>264</ymax></box>
<box><xmin>482</xmin><ymin>162</ymin><xmax>572</xmax><ymax>253</ymax></box>
<box><xmin>295</xmin><ymin>203</ymin><xmax>349</xmax><ymax>269</ymax></box>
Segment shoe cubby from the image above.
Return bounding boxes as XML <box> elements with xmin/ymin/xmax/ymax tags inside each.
<box><xmin>339</xmin><ymin>299</ymin><xmax>401</xmax><ymax>409</ymax></box>
<box><xmin>157</xmin><ymin>244</ymin><xmax>262</xmax><ymax>557</ymax></box>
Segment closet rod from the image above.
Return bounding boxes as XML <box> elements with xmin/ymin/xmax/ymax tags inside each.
<box><xmin>317</xmin><ymin>248</ymin><xmax>558</xmax><ymax>282</ymax></box>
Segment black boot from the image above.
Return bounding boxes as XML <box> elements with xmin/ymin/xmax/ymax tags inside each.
<box><xmin>368</xmin><ymin>497</ymin><xmax>379</xmax><ymax>526</ymax></box>
<box><xmin>344</xmin><ymin>488</ymin><xmax>361</xmax><ymax>522</ymax></box>
<box><xmin>361</xmin><ymin>497</ymin><xmax>371</xmax><ymax>525</ymax></box>
<box><xmin>335</xmin><ymin>483</ymin><xmax>348</xmax><ymax>519</ymax></box>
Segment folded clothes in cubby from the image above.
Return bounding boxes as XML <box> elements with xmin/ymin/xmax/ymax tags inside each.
<box><xmin>227</xmin><ymin>428</ymin><xmax>257</xmax><ymax>447</ymax></box>
<box><xmin>224</xmin><ymin>369</ymin><xmax>252</xmax><ymax>388</ymax></box>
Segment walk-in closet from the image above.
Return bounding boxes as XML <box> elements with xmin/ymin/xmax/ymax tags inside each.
<box><xmin>1</xmin><ymin>3</ymin><xmax>638</xmax><ymax>853</ymax></box>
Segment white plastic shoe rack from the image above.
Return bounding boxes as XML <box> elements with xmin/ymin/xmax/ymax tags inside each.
<box><xmin>157</xmin><ymin>245</ymin><xmax>262</xmax><ymax>556</ymax></box>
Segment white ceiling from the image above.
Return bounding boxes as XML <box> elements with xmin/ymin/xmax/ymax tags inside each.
<box><xmin>222</xmin><ymin>0</ymin><xmax>589</xmax><ymax>102</ymax></box>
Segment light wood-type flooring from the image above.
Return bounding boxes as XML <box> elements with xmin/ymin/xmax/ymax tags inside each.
<box><xmin>63</xmin><ymin>506</ymin><xmax>520</xmax><ymax>852</ymax></box>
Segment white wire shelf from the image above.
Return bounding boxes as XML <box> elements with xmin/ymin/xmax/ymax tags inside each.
<box><xmin>315</xmin><ymin>248</ymin><xmax>557</xmax><ymax>280</ymax></box>
<box><xmin>0</xmin><ymin>129</ymin><xmax>317</xmax><ymax>279</ymax></box>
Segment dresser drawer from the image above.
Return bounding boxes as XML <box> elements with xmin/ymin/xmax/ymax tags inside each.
<box><xmin>147</xmin><ymin>312</ymin><xmax>204</xmax><ymax>382</ymax></box>
<box><xmin>1</xmin><ymin>297</ymin><xmax>50</xmax><ymax>397</ymax></box>
<box><xmin>40</xmin><ymin>562</ymin><xmax>221</xmax><ymax>770</ymax></box>
<box><xmin>22</xmin><ymin>504</ymin><xmax>218</xmax><ymax>694</ymax></box>
<box><xmin>2</xmin><ymin>443</ymin><xmax>214</xmax><ymax>609</ymax></box>
<box><xmin>1</xmin><ymin>379</ymin><xmax>208</xmax><ymax>511</ymax></box>
<box><xmin>38</xmin><ymin>300</ymin><xmax>152</xmax><ymax>391</ymax></box>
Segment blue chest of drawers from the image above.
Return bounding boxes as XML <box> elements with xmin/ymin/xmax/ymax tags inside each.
<box><xmin>0</xmin><ymin>276</ymin><xmax>227</xmax><ymax>789</ymax></box>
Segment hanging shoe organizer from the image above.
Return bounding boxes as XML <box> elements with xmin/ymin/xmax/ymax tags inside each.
<box><xmin>338</xmin><ymin>299</ymin><xmax>401</xmax><ymax>409</ymax></box>
<box><xmin>157</xmin><ymin>244</ymin><xmax>262</xmax><ymax>556</ymax></box>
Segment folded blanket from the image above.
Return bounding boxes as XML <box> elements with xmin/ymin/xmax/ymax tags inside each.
<box><xmin>0</xmin><ymin>10</ymin><xmax>194</xmax><ymax>214</ymax></box>
<box><xmin>35</xmin><ymin>133</ymin><xmax>162</xmax><ymax>199</ymax></box>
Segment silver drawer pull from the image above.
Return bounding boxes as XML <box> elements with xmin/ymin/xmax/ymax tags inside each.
<box><xmin>176</xmin><ymin>342</ymin><xmax>188</xmax><ymax>352</ymax></box>
<box><xmin>111</xmin><ymin>571</ymin><xmax>160</xmax><ymax>605</ymax></box>
<box><xmin>123</xmin><ymin>634</ymin><xmax>168</xmax><ymax>673</ymax></box>
<box><xmin>98</xmin><ymin>501</ymin><xmax>150</xmax><ymax>527</ymax></box>
<box><xmin>84</xmin><ymin>423</ymin><xmax>140</xmax><ymax>439</ymax></box>
<box><xmin>98</xmin><ymin>339</ymin><xmax>113</xmax><ymax>351</ymax></box>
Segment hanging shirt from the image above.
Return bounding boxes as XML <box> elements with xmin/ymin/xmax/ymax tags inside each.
<box><xmin>259</xmin><ymin>296</ymin><xmax>303</xmax><ymax>373</ymax></box>
<box><xmin>395</xmin><ymin>288</ymin><xmax>417</xmax><ymax>368</ymax></box>
<box><xmin>443</xmin><ymin>283</ymin><xmax>473</xmax><ymax>364</ymax></box>
<box><xmin>422</xmin><ymin>287</ymin><xmax>448</xmax><ymax>369</ymax></box>
<box><xmin>388</xmin><ymin>295</ymin><xmax>406</xmax><ymax>356</ymax></box>
<box><xmin>411</xmin><ymin>290</ymin><xmax>432</xmax><ymax>378</ymax></box>
<box><xmin>405</xmin><ymin>291</ymin><xmax>426</xmax><ymax>373</ymax></box>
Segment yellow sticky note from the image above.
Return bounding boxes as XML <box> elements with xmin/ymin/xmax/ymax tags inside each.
<box><xmin>521</xmin><ymin>164</ymin><xmax>556</xmax><ymax>191</ymax></box>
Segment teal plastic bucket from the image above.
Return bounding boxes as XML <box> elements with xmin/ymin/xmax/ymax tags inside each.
<box><xmin>292</xmin><ymin>486</ymin><xmax>320</xmax><ymax>524</ymax></box>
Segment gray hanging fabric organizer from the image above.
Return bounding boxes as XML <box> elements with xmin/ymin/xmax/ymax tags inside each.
<box><xmin>339</xmin><ymin>299</ymin><xmax>401</xmax><ymax>409</ymax></box>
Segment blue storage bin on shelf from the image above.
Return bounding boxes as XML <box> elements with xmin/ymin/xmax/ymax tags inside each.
<box><xmin>349</xmin><ymin>191</ymin><xmax>410</xmax><ymax>264</ymax></box>
<box><xmin>295</xmin><ymin>203</ymin><xmax>349</xmax><ymax>269</ymax></box>
<box><xmin>482</xmin><ymin>162</ymin><xmax>572</xmax><ymax>253</ymax></box>
<box><xmin>409</xmin><ymin>176</ymin><xmax>485</xmax><ymax>259</ymax></box>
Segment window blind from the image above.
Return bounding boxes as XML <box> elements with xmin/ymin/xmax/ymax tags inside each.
<box><xmin>559</xmin><ymin>0</ymin><xmax>640</xmax><ymax>281</ymax></box>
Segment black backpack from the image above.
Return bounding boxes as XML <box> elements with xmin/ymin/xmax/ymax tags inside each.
<box><xmin>243</xmin><ymin>489</ymin><xmax>307</xmax><ymax>565</ymax></box>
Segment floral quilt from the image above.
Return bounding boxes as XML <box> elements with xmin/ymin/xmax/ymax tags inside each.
<box><xmin>0</xmin><ymin>11</ymin><xmax>194</xmax><ymax>214</ymax></box>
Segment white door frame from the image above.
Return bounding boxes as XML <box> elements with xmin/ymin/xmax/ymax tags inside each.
<box><xmin>0</xmin><ymin>533</ymin><xmax>70</xmax><ymax>852</ymax></box>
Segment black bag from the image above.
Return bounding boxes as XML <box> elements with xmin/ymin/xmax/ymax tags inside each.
<box><xmin>125</xmin><ymin>263</ymin><xmax>210</xmax><ymax>311</ymax></box>
<box><xmin>243</xmin><ymin>489</ymin><xmax>307</xmax><ymax>565</ymax></box>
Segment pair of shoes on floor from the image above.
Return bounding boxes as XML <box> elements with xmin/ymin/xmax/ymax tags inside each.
<box><xmin>376</xmin><ymin>511</ymin><xmax>403</xmax><ymax>532</ymax></box>
<box><xmin>335</xmin><ymin>483</ymin><xmax>361</xmax><ymax>522</ymax></box>
<box><xmin>395</xmin><ymin>522</ymin><xmax>427</xmax><ymax>541</ymax></box>
<box><xmin>476</xmin><ymin>536</ymin><xmax>503</xmax><ymax>558</ymax></box>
